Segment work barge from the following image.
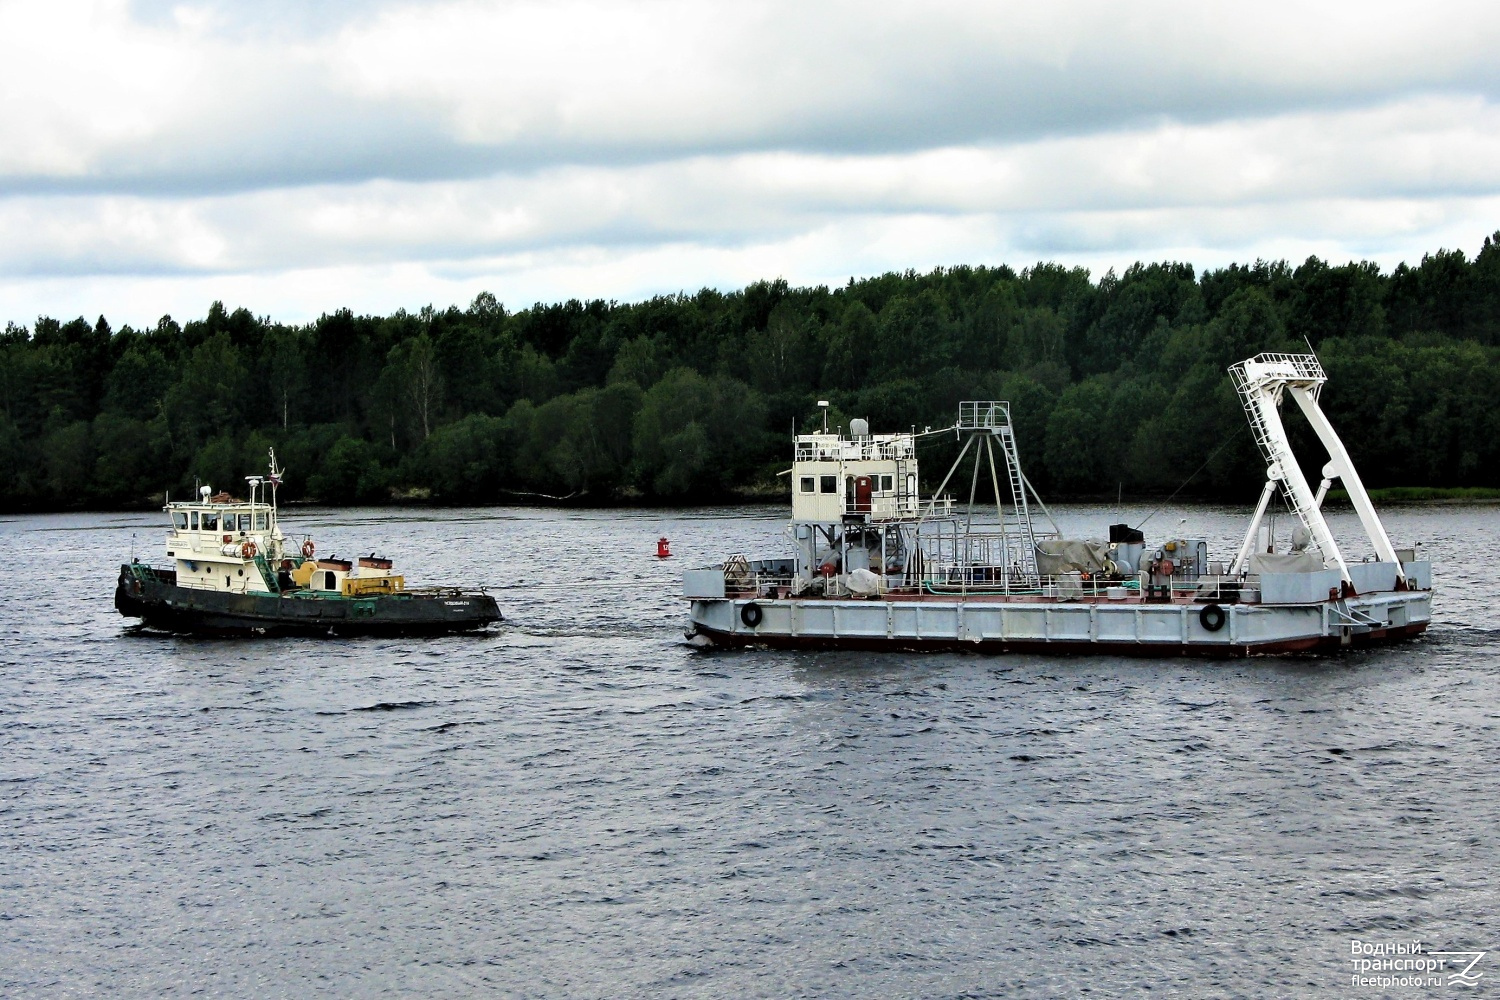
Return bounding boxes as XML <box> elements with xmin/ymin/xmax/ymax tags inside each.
<box><xmin>683</xmin><ymin>353</ymin><xmax>1431</xmax><ymax>657</ymax></box>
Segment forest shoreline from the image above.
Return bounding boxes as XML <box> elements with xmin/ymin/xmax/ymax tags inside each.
<box><xmin>13</xmin><ymin>484</ymin><xmax>1497</xmax><ymax>518</ymax></box>
<box><xmin>6</xmin><ymin>239</ymin><xmax>1499</xmax><ymax>513</ymax></box>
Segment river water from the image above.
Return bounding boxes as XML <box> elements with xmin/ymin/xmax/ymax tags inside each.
<box><xmin>2</xmin><ymin>502</ymin><xmax>1497</xmax><ymax>997</ymax></box>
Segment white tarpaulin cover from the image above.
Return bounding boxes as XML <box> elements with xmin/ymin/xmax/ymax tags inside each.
<box><xmin>1249</xmin><ymin>551</ymin><xmax>1324</xmax><ymax>575</ymax></box>
<box><xmin>1035</xmin><ymin>539</ymin><xmax>1110</xmax><ymax>575</ymax></box>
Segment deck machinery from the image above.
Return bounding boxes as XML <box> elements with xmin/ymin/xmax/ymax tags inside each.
<box><xmin>683</xmin><ymin>354</ymin><xmax>1431</xmax><ymax>656</ymax></box>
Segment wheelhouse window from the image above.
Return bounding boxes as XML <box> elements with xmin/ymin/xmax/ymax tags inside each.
<box><xmin>202</xmin><ymin>513</ymin><xmax>219</xmax><ymax>531</ymax></box>
<box><xmin>238</xmin><ymin>514</ymin><xmax>251</xmax><ymax>531</ymax></box>
<box><xmin>254</xmin><ymin>513</ymin><xmax>269</xmax><ymax>530</ymax></box>
<box><xmin>819</xmin><ymin>475</ymin><xmax>837</xmax><ymax>494</ymax></box>
<box><xmin>173</xmin><ymin>512</ymin><xmax>188</xmax><ymax>529</ymax></box>
<box><xmin>880</xmin><ymin>474</ymin><xmax>894</xmax><ymax>493</ymax></box>
<box><xmin>799</xmin><ymin>477</ymin><xmax>815</xmax><ymax>494</ymax></box>
<box><xmin>190</xmin><ymin>511</ymin><xmax>199</xmax><ymax>530</ymax></box>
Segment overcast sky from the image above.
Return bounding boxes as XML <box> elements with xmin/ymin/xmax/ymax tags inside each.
<box><xmin>3</xmin><ymin>0</ymin><xmax>1499</xmax><ymax>327</ymax></box>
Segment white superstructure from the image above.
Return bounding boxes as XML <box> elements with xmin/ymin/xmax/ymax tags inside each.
<box><xmin>157</xmin><ymin>450</ymin><xmax>403</xmax><ymax>598</ymax></box>
<box><xmin>165</xmin><ymin>473</ymin><xmax>286</xmax><ymax>594</ymax></box>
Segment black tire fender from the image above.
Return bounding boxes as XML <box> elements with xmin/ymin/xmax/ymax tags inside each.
<box><xmin>1199</xmin><ymin>603</ymin><xmax>1227</xmax><ymax>632</ymax></box>
<box><xmin>740</xmin><ymin>602</ymin><xmax>763</xmax><ymax>628</ymax></box>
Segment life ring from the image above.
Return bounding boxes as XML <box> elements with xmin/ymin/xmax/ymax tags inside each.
<box><xmin>1199</xmin><ymin>603</ymin><xmax>1226</xmax><ymax>632</ymax></box>
<box><xmin>740</xmin><ymin>603</ymin><xmax>763</xmax><ymax>628</ymax></box>
<box><xmin>241</xmin><ymin>540</ymin><xmax>258</xmax><ymax>559</ymax></box>
<box><xmin>301</xmin><ymin>539</ymin><xmax>316</xmax><ymax>559</ymax></box>
<box><xmin>1159</xmin><ymin>558</ymin><xmax>1175</xmax><ymax>577</ymax></box>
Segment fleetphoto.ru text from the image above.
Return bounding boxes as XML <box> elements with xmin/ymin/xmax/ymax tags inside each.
<box><xmin>1349</xmin><ymin>940</ymin><xmax>1486</xmax><ymax>990</ymax></box>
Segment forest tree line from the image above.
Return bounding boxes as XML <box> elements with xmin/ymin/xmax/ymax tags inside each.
<box><xmin>3</xmin><ymin>232</ymin><xmax>1500</xmax><ymax>511</ymax></box>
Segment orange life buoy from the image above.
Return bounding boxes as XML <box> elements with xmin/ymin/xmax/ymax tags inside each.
<box><xmin>301</xmin><ymin>539</ymin><xmax>316</xmax><ymax>559</ymax></box>
<box><xmin>1159</xmin><ymin>558</ymin><xmax>1175</xmax><ymax>577</ymax></box>
<box><xmin>241</xmin><ymin>540</ymin><xmax>258</xmax><ymax>559</ymax></box>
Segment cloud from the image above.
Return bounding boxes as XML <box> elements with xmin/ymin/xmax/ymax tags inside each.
<box><xmin>2</xmin><ymin>96</ymin><xmax>1496</xmax><ymax>275</ymax></box>
<box><xmin>1</xmin><ymin>1</ymin><xmax>1499</xmax><ymax>323</ymax></box>
<box><xmin>4</xmin><ymin>192</ymin><xmax>1493</xmax><ymax>331</ymax></box>
<box><xmin>4</xmin><ymin>0</ymin><xmax>1500</xmax><ymax>192</ymax></box>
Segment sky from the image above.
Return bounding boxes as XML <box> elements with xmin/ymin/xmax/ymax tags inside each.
<box><xmin>2</xmin><ymin>0</ymin><xmax>1499</xmax><ymax>328</ymax></box>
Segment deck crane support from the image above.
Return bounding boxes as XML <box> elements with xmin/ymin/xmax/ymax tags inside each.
<box><xmin>1227</xmin><ymin>353</ymin><xmax>1403</xmax><ymax>586</ymax></box>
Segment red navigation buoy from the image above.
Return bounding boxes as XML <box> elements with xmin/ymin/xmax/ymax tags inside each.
<box><xmin>656</xmin><ymin>537</ymin><xmax>672</xmax><ymax>558</ymax></box>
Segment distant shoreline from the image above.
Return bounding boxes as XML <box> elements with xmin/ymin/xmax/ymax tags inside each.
<box><xmin>13</xmin><ymin>484</ymin><xmax>1499</xmax><ymax>517</ymax></box>
<box><xmin>1325</xmin><ymin>486</ymin><xmax>1500</xmax><ymax>504</ymax></box>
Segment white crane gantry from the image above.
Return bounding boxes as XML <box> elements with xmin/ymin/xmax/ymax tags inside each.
<box><xmin>1227</xmin><ymin>353</ymin><xmax>1403</xmax><ymax>587</ymax></box>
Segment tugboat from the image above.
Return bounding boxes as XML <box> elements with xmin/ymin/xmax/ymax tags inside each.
<box><xmin>116</xmin><ymin>451</ymin><xmax>502</xmax><ymax>636</ymax></box>
<box><xmin>683</xmin><ymin>353</ymin><xmax>1431</xmax><ymax>657</ymax></box>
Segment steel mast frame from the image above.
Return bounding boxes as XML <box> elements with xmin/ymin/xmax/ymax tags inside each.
<box><xmin>916</xmin><ymin>402</ymin><xmax>1052</xmax><ymax>588</ymax></box>
<box><xmin>1227</xmin><ymin>353</ymin><xmax>1403</xmax><ymax>586</ymax></box>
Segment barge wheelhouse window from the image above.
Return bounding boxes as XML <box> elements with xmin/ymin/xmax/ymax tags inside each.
<box><xmin>202</xmin><ymin>513</ymin><xmax>219</xmax><ymax>530</ymax></box>
<box><xmin>819</xmin><ymin>475</ymin><xmax>837</xmax><ymax>494</ymax></box>
<box><xmin>173</xmin><ymin>512</ymin><xmax>188</xmax><ymax>529</ymax></box>
<box><xmin>799</xmin><ymin>477</ymin><xmax>814</xmax><ymax>494</ymax></box>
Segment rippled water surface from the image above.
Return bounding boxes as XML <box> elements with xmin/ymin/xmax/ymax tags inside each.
<box><xmin>3</xmin><ymin>502</ymin><xmax>1499</xmax><ymax>997</ymax></box>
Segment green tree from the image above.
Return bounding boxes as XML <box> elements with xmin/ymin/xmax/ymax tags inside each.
<box><xmin>632</xmin><ymin>368</ymin><xmax>764</xmax><ymax>497</ymax></box>
<box><xmin>414</xmin><ymin>414</ymin><xmax>507</xmax><ymax>501</ymax></box>
<box><xmin>384</xmin><ymin>334</ymin><xmax>444</xmax><ymax>440</ymax></box>
<box><xmin>164</xmin><ymin>333</ymin><xmax>249</xmax><ymax>456</ymax></box>
<box><xmin>42</xmin><ymin>421</ymin><xmax>93</xmax><ymax>504</ymax></box>
<box><xmin>1042</xmin><ymin>378</ymin><xmax>1110</xmax><ymax>493</ymax></box>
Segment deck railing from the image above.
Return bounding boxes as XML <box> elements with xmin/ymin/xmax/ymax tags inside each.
<box><xmin>720</xmin><ymin>562</ymin><xmax>1251</xmax><ymax>603</ymax></box>
<box><xmin>957</xmin><ymin>400</ymin><xmax>1010</xmax><ymax>431</ymax></box>
<box><xmin>793</xmin><ymin>436</ymin><xmax>916</xmax><ymax>462</ymax></box>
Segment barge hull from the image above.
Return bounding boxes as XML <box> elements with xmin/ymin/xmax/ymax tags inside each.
<box><xmin>687</xmin><ymin>591</ymin><xmax>1431</xmax><ymax>658</ymax></box>
<box><xmin>688</xmin><ymin>621</ymin><xmax>1428</xmax><ymax>657</ymax></box>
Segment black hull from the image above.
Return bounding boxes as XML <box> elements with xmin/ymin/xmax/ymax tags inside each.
<box><xmin>116</xmin><ymin>565</ymin><xmax>501</xmax><ymax>637</ymax></box>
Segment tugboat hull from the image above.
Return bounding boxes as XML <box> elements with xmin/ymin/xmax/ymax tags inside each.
<box><xmin>117</xmin><ymin>565</ymin><xmax>501</xmax><ymax>637</ymax></box>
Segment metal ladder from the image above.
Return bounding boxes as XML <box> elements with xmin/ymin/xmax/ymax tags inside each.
<box><xmin>1227</xmin><ymin>353</ymin><xmax>1356</xmax><ymax>583</ymax></box>
<box><xmin>993</xmin><ymin>413</ymin><xmax>1040</xmax><ymax>581</ymax></box>
<box><xmin>253</xmin><ymin>553</ymin><xmax>280</xmax><ymax>594</ymax></box>
<box><xmin>1230</xmin><ymin>362</ymin><xmax>1327</xmax><ymax>535</ymax></box>
<box><xmin>959</xmin><ymin>401</ymin><xmax>1040</xmax><ymax>582</ymax></box>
